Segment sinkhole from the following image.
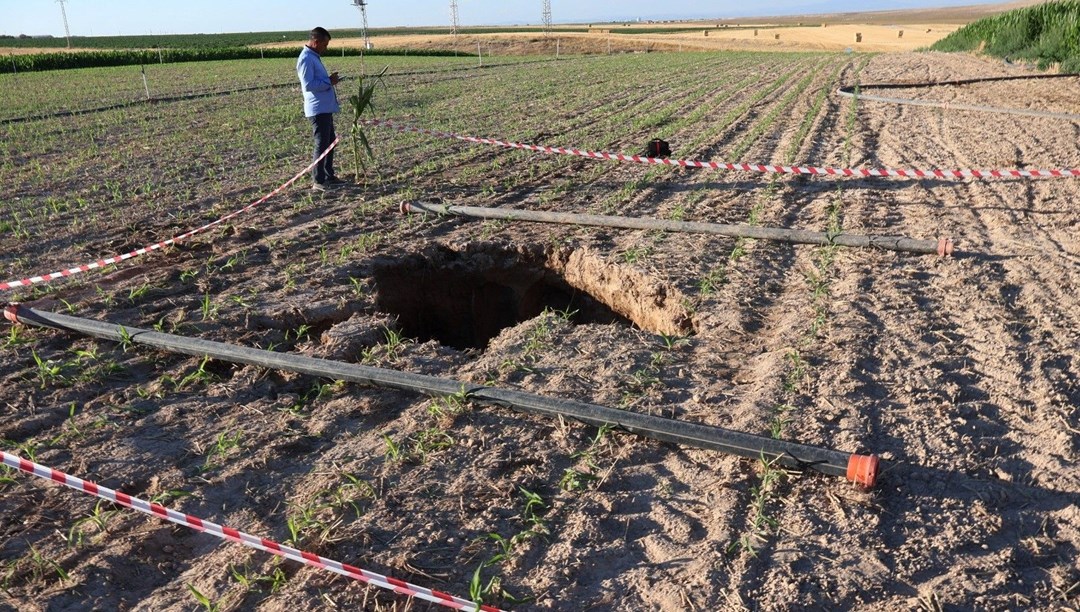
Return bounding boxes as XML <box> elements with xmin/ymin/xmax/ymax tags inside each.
<box><xmin>370</xmin><ymin>243</ymin><xmax>696</xmax><ymax>351</ymax></box>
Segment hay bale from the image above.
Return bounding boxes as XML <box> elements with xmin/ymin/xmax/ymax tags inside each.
<box><xmin>855</xmin><ymin>32</ymin><xmax>862</xmax><ymax>43</ymax></box>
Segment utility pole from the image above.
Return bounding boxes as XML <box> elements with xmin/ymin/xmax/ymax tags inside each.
<box><xmin>350</xmin><ymin>0</ymin><xmax>371</xmax><ymax>50</ymax></box>
<box><xmin>542</xmin><ymin>0</ymin><xmax>552</xmax><ymax>36</ymax></box>
<box><xmin>449</xmin><ymin>0</ymin><xmax>459</xmax><ymax>38</ymax></box>
<box><xmin>57</xmin><ymin>0</ymin><xmax>72</xmax><ymax>48</ymax></box>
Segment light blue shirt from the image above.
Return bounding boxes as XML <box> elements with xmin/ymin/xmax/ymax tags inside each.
<box><xmin>297</xmin><ymin>46</ymin><xmax>339</xmax><ymax>117</ymax></box>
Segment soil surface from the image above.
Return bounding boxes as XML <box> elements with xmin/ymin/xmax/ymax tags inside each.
<box><xmin>1</xmin><ymin>50</ymin><xmax>1079</xmax><ymax>611</ymax></box>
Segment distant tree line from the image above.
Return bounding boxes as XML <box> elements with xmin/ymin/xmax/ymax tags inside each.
<box><xmin>0</xmin><ymin>27</ymin><xmax>587</xmax><ymax>50</ymax></box>
<box><xmin>1</xmin><ymin>46</ymin><xmax>471</xmax><ymax>74</ymax></box>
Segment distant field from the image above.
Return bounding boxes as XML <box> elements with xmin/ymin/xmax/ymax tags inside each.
<box><xmin>324</xmin><ymin>23</ymin><xmax>960</xmax><ymax>55</ymax></box>
<box><xmin>0</xmin><ymin>2</ymin><xmax>1031</xmax><ymax>56</ymax></box>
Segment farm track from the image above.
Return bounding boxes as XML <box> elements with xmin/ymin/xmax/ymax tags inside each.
<box><xmin>1</xmin><ymin>51</ymin><xmax>1079</xmax><ymax>611</ymax></box>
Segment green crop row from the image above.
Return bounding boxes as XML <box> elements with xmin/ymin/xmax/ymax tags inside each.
<box><xmin>931</xmin><ymin>0</ymin><xmax>1080</xmax><ymax>71</ymax></box>
<box><xmin>2</xmin><ymin>46</ymin><xmax>470</xmax><ymax>74</ymax></box>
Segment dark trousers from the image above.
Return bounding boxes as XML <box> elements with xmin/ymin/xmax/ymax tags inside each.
<box><xmin>309</xmin><ymin>113</ymin><xmax>335</xmax><ymax>184</ymax></box>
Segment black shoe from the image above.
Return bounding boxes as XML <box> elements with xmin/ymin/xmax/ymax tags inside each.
<box><xmin>326</xmin><ymin>176</ymin><xmax>348</xmax><ymax>185</ymax></box>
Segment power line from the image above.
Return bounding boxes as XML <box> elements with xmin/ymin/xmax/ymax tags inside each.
<box><xmin>542</xmin><ymin>0</ymin><xmax>552</xmax><ymax>36</ymax></box>
<box><xmin>449</xmin><ymin>0</ymin><xmax>459</xmax><ymax>38</ymax></box>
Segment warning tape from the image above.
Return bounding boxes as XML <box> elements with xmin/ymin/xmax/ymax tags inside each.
<box><xmin>0</xmin><ymin>449</ymin><xmax>500</xmax><ymax>612</ymax></box>
<box><xmin>363</xmin><ymin>117</ymin><xmax>1080</xmax><ymax>179</ymax></box>
<box><xmin>0</xmin><ymin>138</ymin><xmax>340</xmax><ymax>293</ymax></box>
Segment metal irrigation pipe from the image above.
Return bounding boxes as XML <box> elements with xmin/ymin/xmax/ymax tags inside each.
<box><xmin>837</xmin><ymin>74</ymin><xmax>1080</xmax><ymax>122</ymax></box>
<box><xmin>401</xmin><ymin>201</ymin><xmax>954</xmax><ymax>256</ymax></box>
<box><xmin>4</xmin><ymin>305</ymin><xmax>880</xmax><ymax>487</ymax></box>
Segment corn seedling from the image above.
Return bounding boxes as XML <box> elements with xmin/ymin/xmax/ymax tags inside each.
<box><xmin>27</xmin><ymin>546</ymin><xmax>69</xmax><ymax>585</ymax></box>
<box><xmin>202</xmin><ymin>429</ymin><xmax>242</xmax><ymax>472</ymax></box>
<box><xmin>31</xmin><ymin>349</ymin><xmax>65</xmax><ymax>388</ymax></box>
<box><xmin>3</xmin><ymin>325</ymin><xmax>31</xmax><ymax>349</ymax></box>
<box><xmin>410</xmin><ymin>428</ymin><xmax>455</xmax><ymax>462</ymax></box>
<box><xmin>230</xmin><ymin>563</ymin><xmax>288</xmax><ymax>594</ymax></box>
<box><xmin>621</xmin><ymin>245</ymin><xmax>652</xmax><ymax>264</ymax></box>
<box><xmin>427</xmin><ymin>385</ymin><xmax>473</xmax><ymax>423</ymax></box>
<box><xmin>199</xmin><ymin>292</ymin><xmax>218</xmax><ymax>321</ymax></box>
<box><xmin>116</xmin><ymin>325</ymin><xmax>134</xmax><ymax>352</ymax></box>
<box><xmin>782</xmin><ymin>350</ymin><xmax>807</xmax><ymax>394</ymax></box>
<box><xmin>519</xmin><ymin>487</ymin><xmax>547</xmax><ymax>531</ymax></box>
<box><xmin>769</xmin><ymin>404</ymin><xmax>795</xmax><ymax>440</ymax></box>
<box><xmin>728</xmin><ymin>454</ymin><xmax>787</xmax><ymax>556</ymax></box>
<box><xmin>697</xmin><ymin>267</ymin><xmax>726</xmax><ymax>296</ymax></box>
<box><xmin>127</xmin><ymin>282</ymin><xmax>151</xmax><ymax>303</ymax></box>
<box><xmin>347</xmin><ymin>276</ymin><xmax>366</xmax><ymax>297</ymax></box>
<box><xmin>317</xmin><ymin>473</ymin><xmax>377</xmax><ymax>520</ymax></box>
<box><xmin>149</xmin><ymin>489</ymin><xmax>193</xmax><ymax>505</ymax></box>
<box><xmin>346</xmin><ymin>66</ymin><xmax>389</xmax><ymax>180</ymax></box>
<box><xmin>186</xmin><ymin>584</ymin><xmax>221</xmax><ymax>612</ymax></box>
<box><xmin>559</xmin><ymin>468</ymin><xmax>598</xmax><ymax>492</ymax></box>
<box><xmin>67</xmin><ymin>499</ymin><xmax>118</xmax><ymax>547</ymax></box>
<box><xmin>176</xmin><ymin>356</ymin><xmax>216</xmax><ymax>390</ymax></box>
<box><xmin>382</xmin><ymin>434</ymin><xmax>402</xmax><ymax>462</ymax></box>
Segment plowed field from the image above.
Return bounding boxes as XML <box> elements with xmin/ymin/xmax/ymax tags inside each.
<box><xmin>1</xmin><ymin>49</ymin><xmax>1078</xmax><ymax>610</ymax></box>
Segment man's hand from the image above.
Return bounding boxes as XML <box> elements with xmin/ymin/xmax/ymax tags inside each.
<box><xmin>330</xmin><ymin>71</ymin><xmax>340</xmax><ymax>86</ymax></box>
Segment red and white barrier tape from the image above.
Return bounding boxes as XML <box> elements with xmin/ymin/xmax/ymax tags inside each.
<box><xmin>0</xmin><ymin>449</ymin><xmax>500</xmax><ymax>612</ymax></box>
<box><xmin>363</xmin><ymin>118</ymin><xmax>1080</xmax><ymax>179</ymax></box>
<box><xmin>0</xmin><ymin>138</ymin><xmax>340</xmax><ymax>293</ymax></box>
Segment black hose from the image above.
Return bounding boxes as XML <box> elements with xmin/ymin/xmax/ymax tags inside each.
<box><xmin>837</xmin><ymin>74</ymin><xmax>1080</xmax><ymax>121</ymax></box>
<box><xmin>401</xmin><ymin>201</ymin><xmax>954</xmax><ymax>256</ymax></box>
<box><xmin>4</xmin><ymin>305</ymin><xmax>881</xmax><ymax>487</ymax></box>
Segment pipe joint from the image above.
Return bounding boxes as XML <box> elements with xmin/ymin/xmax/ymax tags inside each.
<box><xmin>846</xmin><ymin>453</ymin><xmax>880</xmax><ymax>488</ymax></box>
<box><xmin>3</xmin><ymin>304</ymin><xmax>19</xmax><ymax>324</ymax></box>
<box><xmin>937</xmin><ymin>238</ymin><xmax>954</xmax><ymax>257</ymax></box>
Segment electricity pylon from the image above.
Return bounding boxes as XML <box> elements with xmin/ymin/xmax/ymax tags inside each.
<box><xmin>57</xmin><ymin>0</ymin><xmax>72</xmax><ymax>48</ymax></box>
<box><xmin>351</xmin><ymin>0</ymin><xmax>372</xmax><ymax>50</ymax></box>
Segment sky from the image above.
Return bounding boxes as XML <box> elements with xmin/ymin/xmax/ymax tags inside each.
<box><xmin>2</xmin><ymin>0</ymin><xmax>999</xmax><ymax>38</ymax></box>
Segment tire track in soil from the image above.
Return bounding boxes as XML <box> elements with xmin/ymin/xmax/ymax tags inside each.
<box><xmin>872</xmin><ymin>60</ymin><xmax>1080</xmax><ymax>415</ymax></box>
<box><xmin>696</xmin><ymin>60</ymin><xmax>880</xmax><ymax>608</ymax></box>
<box><xmin>564</xmin><ymin>55</ymin><xmax>854</xmax><ymax>607</ymax></box>
<box><xmin>702</xmin><ymin>56</ymin><xmax>926</xmax><ymax>608</ymax></box>
<box><xmin>734</xmin><ymin>52</ymin><xmax>1080</xmax><ymax>608</ymax></box>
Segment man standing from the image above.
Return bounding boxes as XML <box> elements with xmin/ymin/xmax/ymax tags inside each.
<box><xmin>297</xmin><ymin>27</ymin><xmax>342</xmax><ymax>191</ymax></box>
